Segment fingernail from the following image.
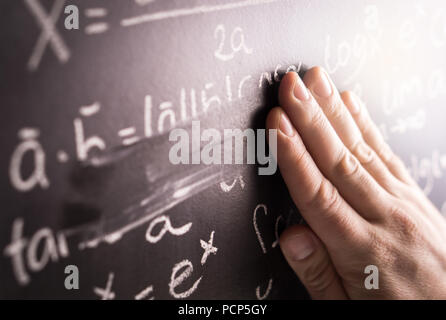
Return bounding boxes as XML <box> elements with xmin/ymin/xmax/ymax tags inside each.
<box><xmin>293</xmin><ymin>73</ymin><xmax>310</xmax><ymax>101</ymax></box>
<box><xmin>348</xmin><ymin>93</ymin><xmax>361</xmax><ymax>114</ymax></box>
<box><xmin>279</xmin><ymin>112</ymin><xmax>295</xmax><ymax>137</ymax></box>
<box><xmin>284</xmin><ymin>233</ymin><xmax>316</xmax><ymax>261</ymax></box>
<box><xmin>313</xmin><ymin>70</ymin><xmax>333</xmax><ymax>98</ymax></box>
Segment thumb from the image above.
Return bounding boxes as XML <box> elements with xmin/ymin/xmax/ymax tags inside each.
<box><xmin>279</xmin><ymin>225</ymin><xmax>348</xmax><ymax>300</ymax></box>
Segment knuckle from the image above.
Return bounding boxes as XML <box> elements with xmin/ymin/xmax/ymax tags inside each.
<box><xmin>292</xmin><ymin>144</ymin><xmax>309</xmax><ymax>165</ymax></box>
<box><xmin>376</xmin><ymin>143</ymin><xmax>395</xmax><ymax>164</ymax></box>
<box><xmin>350</xmin><ymin>140</ymin><xmax>375</xmax><ymax>165</ymax></box>
<box><xmin>309</xmin><ymin>107</ymin><xmax>327</xmax><ymax>128</ymax></box>
<box><xmin>325</xmin><ymin>99</ymin><xmax>345</xmax><ymax>121</ymax></box>
<box><xmin>303</xmin><ymin>175</ymin><xmax>366</xmax><ymax>243</ymax></box>
<box><xmin>334</xmin><ymin>150</ymin><xmax>361</xmax><ymax>178</ymax></box>
<box><xmin>346</xmin><ymin>221</ymin><xmax>372</xmax><ymax>245</ymax></box>
<box><xmin>366</xmin><ymin>221</ymin><xmax>419</xmax><ymax>278</ymax></box>
<box><xmin>387</xmin><ymin>204</ymin><xmax>419</xmax><ymax>242</ymax></box>
<box><xmin>304</xmin><ymin>180</ymin><xmax>361</xmax><ymax>236</ymax></box>
<box><xmin>307</xmin><ymin>179</ymin><xmax>341</xmax><ymax>213</ymax></box>
<box><xmin>365</xmin><ymin>228</ymin><xmax>400</xmax><ymax>270</ymax></box>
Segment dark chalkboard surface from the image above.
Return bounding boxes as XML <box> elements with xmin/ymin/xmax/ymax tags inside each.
<box><xmin>1</xmin><ymin>0</ymin><xmax>446</xmax><ymax>299</ymax></box>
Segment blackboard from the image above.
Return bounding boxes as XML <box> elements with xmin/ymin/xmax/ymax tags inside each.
<box><xmin>1</xmin><ymin>0</ymin><xmax>446</xmax><ymax>299</ymax></box>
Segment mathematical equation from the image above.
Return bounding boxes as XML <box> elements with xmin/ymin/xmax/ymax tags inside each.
<box><xmin>4</xmin><ymin>0</ymin><xmax>446</xmax><ymax>299</ymax></box>
<box><xmin>5</xmin><ymin>0</ymin><xmax>297</xmax><ymax>298</ymax></box>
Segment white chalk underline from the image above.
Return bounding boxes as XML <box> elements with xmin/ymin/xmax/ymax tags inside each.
<box><xmin>121</xmin><ymin>0</ymin><xmax>282</xmax><ymax>27</ymax></box>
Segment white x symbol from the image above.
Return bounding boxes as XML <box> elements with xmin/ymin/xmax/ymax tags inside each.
<box><xmin>93</xmin><ymin>272</ymin><xmax>116</xmax><ymax>300</ymax></box>
<box><xmin>24</xmin><ymin>0</ymin><xmax>71</xmax><ymax>71</ymax></box>
<box><xmin>200</xmin><ymin>231</ymin><xmax>218</xmax><ymax>265</ymax></box>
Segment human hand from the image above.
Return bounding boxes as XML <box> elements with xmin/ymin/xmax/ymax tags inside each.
<box><xmin>266</xmin><ymin>67</ymin><xmax>446</xmax><ymax>299</ymax></box>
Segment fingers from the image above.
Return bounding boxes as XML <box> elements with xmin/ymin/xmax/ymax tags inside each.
<box><xmin>301</xmin><ymin>67</ymin><xmax>405</xmax><ymax>196</ymax></box>
<box><xmin>340</xmin><ymin>91</ymin><xmax>446</xmax><ymax>226</ymax></box>
<box><xmin>279</xmin><ymin>225</ymin><xmax>348</xmax><ymax>299</ymax></box>
<box><xmin>303</xmin><ymin>67</ymin><xmax>362</xmax><ymax>150</ymax></box>
<box><xmin>278</xmin><ymin>71</ymin><xmax>392</xmax><ymax>220</ymax></box>
<box><xmin>266</xmin><ymin>107</ymin><xmax>368</xmax><ymax>247</ymax></box>
<box><xmin>341</xmin><ymin>91</ymin><xmax>416</xmax><ymax>187</ymax></box>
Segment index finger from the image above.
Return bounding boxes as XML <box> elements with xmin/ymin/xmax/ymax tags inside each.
<box><xmin>266</xmin><ymin>107</ymin><xmax>369</xmax><ymax>249</ymax></box>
